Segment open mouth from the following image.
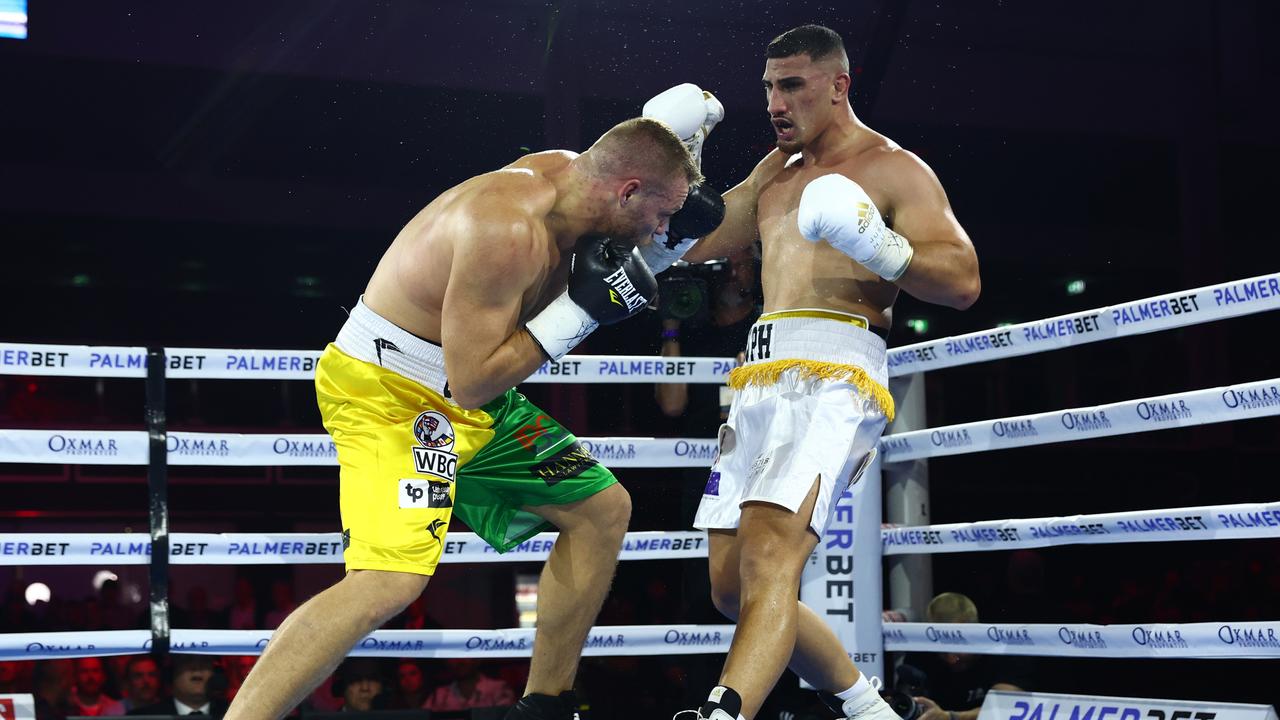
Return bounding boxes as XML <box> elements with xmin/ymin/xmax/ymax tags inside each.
<box><xmin>772</xmin><ymin>117</ymin><xmax>795</xmax><ymax>140</ymax></box>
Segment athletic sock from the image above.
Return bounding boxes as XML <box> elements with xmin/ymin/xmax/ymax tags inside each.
<box><xmin>835</xmin><ymin>673</ymin><xmax>874</xmax><ymax>703</ymax></box>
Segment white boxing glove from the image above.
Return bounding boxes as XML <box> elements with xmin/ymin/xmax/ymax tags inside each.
<box><xmin>797</xmin><ymin>174</ymin><xmax>914</xmax><ymax>282</ymax></box>
<box><xmin>638</xmin><ymin>233</ymin><xmax>698</xmax><ymax>275</ymax></box>
<box><xmin>642</xmin><ymin>83</ymin><xmax>724</xmax><ymax>171</ymax></box>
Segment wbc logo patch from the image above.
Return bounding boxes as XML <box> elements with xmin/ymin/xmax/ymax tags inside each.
<box><xmin>411</xmin><ymin>411</ymin><xmax>459</xmax><ymax>480</ymax></box>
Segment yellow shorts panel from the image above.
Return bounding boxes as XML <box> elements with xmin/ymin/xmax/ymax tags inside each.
<box><xmin>316</xmin><ymin>345</ymin><xmax>495</xmax><ymax>576</ymax></box>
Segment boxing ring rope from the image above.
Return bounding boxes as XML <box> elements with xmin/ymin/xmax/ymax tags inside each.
<box><xmin>1</xmin><ymin>491</ymin><xmax>1277</xmax><ymax>568</ymax></box>
<box><xmin>2</xmin><ymin>273</ymin><xmax>1275</xmax><ymax>382</ymax></box>
<box><xmin>1</xmin><ymin>375</ymin><xmax>1275</xmax><ymax>466</ymax></box>
<box><xmin>6</xmin><ymin>620</ymin><xmax>1279</xmax><ymax>661</ymax></box>
<box><xmin>0</xmin><ymin>273</ymin><xmax>1277</xmax><ymax>666</ymax></box>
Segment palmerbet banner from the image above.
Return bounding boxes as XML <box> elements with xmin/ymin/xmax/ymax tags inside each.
<box><xmin>979</xmin><ymin>691</ymin><xmax>1278</xmax><ymax>720</ymax></box>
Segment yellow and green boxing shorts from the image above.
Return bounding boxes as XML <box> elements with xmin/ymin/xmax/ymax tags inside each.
<box><xmin>315</xmin><ymin>296</ymin><xmax>617</xmax><ymax>576</ymax></box>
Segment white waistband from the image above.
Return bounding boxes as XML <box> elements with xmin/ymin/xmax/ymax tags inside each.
<box><xmin>742</xmin><ymin>310</ymin><xmax>889</xmax><ymax>387</ymax></box>
<box><xmin>333</xmin><ymin>297</ymin><xmax>449</xmax><ymax>396</ymax></box>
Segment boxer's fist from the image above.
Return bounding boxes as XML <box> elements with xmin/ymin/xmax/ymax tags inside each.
<box><xmin>642</xmin><ymin>83</ymin><xmax>724</xmax><ymax>170</ymax></box>
<box><xmin>526</xmin><ymin>235</ymin><xmax>658</xmax><ymax>361</ymax></box>
<box><xmin>639</xmin><ymin>183</ymin><xmax>726</xmax><ymax>274</ymax></box>
<box><xmin>567</xmin><ymin>234</ymin><xmax>658</xmax><ymax>325</ymax></box>
<box><xmin>797</xmin><ymin>174</ymin><xmax>914</xmax><ymax>282</ymax></box>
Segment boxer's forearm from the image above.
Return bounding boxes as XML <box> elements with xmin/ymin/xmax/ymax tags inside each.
<box><xmin>446</xmin><ymin>331</ymin><xmax>549</xmax><ymax>409</ymax></box>
<box><xmin>892</xmin><ymin>237</ymin><xmax>980</xmax><ymax>310</ymax></box>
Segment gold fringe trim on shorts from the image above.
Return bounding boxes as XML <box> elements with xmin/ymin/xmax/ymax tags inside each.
<box><xmin>728</xmin><ymin>359</ymin><xmax>896</xmax><ymax>422</ymax></box>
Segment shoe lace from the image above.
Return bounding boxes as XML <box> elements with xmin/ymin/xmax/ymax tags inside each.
<box><xmin>672</xmin><ymin>710</ymin><xmax>704</xmax><ymax>720</ymax></box>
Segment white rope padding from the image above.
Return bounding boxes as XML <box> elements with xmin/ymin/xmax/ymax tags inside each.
<box><xmin>1</xmin><ymin>274</ymin><xmax>1275</xmax><ymax>381</ymax></box>
<box><xmin>5</xmin><ymin>620</ymin><xmax>1279</xmax><ymax>661</ymax></box>
<box><xmin>0</xmin><ymin>625</ymin><xmax>736</xmax><ymax>661</ymax></box>
<box><xmin>882</xmin><ymin>501</ymin><xmax>1280</xmax><ymax>555</ymax></box>
<box><xmin>0</xmin><ymin>433</ymin><xmax>717</xmax><ymax>467</ymax></box>
<box><xmin>0</xmin><ymin>346</ymin><xmax>738</xmax><ymax>383</ymax></box>
<box><xmin>4</xmin><ymin>499</ymin><xmax>1279</xmax><ymax>567</ymax></box>
<box><xmin>0</xmin><ymin>531</ymin><xmax>708</xmax><ymax>566</ymax></box>
<box><xmin>886</xmin><ymin>272</ymin><xmax>1280</xmax><ymax>375</ymax></box>
<box><xmin>884</xmin><ymin>621</ymin><xmax>1280</xmax><ymax>659</ymax></box>
<box><xmin>2</xmin><ymin>380</ymin><xmax>1274</xmax><ymax>467</ymax></box>
<box><xmin>881</xmin><ymin>378</ymin><xmax>1280</xmax><ymax>462</ymax></box>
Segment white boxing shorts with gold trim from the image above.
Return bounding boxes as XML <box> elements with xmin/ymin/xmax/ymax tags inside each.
<box><xmin>693</xmin><ymin>308</ymin><xmax>895</xmax><ymax>537</ymax></box>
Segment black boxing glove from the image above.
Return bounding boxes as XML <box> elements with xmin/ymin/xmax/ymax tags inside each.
<box><xmin>526</xmin><ymin>234</ymin><xmax>659</xmax><ymax>361</ymax></box>
<box><xmin>639</xmin><ymin>183</ymin><xmax>726</xmax><ymax>274</ymax></box>
<box><xmin>669</xmin><ymin>183</ymin><xmax>726</xmax><ymax>241</ymax></box>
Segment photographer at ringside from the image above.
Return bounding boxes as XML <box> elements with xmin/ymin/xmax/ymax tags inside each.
<box><xmin>654</xmin><ymin>246</ymin><xmax>759</xmax><ymax>426</ymax></box>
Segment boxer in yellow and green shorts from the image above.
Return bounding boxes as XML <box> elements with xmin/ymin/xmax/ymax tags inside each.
<box><xmin>227</xmin><ymin>116</ymin><xmax>725</xmax><ymax>720</ymax></box>
<box><xmin>317</xmin><ymin>298</ymin><xmax>617</xmax><ymax>576</ymax></box>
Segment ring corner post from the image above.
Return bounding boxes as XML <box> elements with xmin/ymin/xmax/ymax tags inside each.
<box><xmin>885</xmin><ymin>371</ymin><xmax>933</xmax><ymax>639</ymax></box>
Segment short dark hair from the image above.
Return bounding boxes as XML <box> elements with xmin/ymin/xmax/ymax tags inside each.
<box><xmin>766</xmin><ymin>24</ymin><xmax>848</xmax><ymax>69</ymax></box>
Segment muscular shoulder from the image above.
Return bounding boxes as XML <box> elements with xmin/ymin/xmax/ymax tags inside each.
<box><xmin>742</xmin><ymin>149</ymin><xmax>794</xmax><ymax>194</ymax></box>
<box><xmin>859</xmin><ymin>143</ymin><xmax>940</xmax><ymax>191</ymax></box>
<box><xmin>471</xmin><ymin>166</ymin><xmax>556</xmax><ymax>225</ymax></box>
<box><xmin>440</xmin><ymin>173</ymin><xmax>550</xmax><ymax>273</ymax></box>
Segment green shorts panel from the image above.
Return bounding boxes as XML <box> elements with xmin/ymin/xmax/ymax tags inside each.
<box><xmin>455</xmin><ymin>389</ymin><xmax>617</xmax><ymax>552</ymax></box>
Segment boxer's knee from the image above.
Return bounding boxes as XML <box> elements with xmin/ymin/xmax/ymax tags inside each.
<box><xmin>707</xmin><ymin>531</ymin><xmax>742</xmax><ymax>620</ymax></box>
<box><xmin>710</xmin><ymin>583</ymin><xmax>740</xmax><ymax>621</ymax></box>
<box><xmin>541</xmin><ymin>482</ymin><xmax>631</xmax><ymax>547</ymax></box>
<box><xmin>737</xmin><ymin>531</ymin><xmax>802</xmax><ymax>592</ymax></box>
<box><xmin>576</xmin><ymin>482</ymin><xmax>631</xmax><ymax>548</ymax></box>
<box><xmin>708</xmin><ymin>564</ymin><xmax>741</xmax><ymax>620</ymax></box>
<box><xmin>600</xmin><ymin>483</ymin><xmax>633</xmax><ymax>539</ymax></box>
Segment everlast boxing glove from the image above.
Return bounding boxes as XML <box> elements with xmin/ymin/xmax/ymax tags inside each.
<box><xmin>526</xmin><ymin>234</ymin><xmax>659</xmax><ymax>361</ymax></box>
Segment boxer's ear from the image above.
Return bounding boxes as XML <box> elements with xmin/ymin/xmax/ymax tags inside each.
<box><xmin>832</xmin><ymin>71</ymin><xmax>851</xmax><ymax>103</ymax></box>
<box><xmin>619</xmin><ymin>178</ymin><xmax>641</xmax><ymax>207</ymax></box>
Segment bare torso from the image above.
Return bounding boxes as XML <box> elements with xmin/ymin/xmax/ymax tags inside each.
<box><xmin>362</xmin><ymin>152</ymin><xmax>577</xmax><ymax>343</ymax></box>
<box><xmin>756</xmin><ymin>131</ymin><xmax>903</xmax><ymax>329</ymax></box>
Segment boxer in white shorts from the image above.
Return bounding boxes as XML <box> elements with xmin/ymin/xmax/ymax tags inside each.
<box><xmin>638</xmin><ymin>24</ymin><xmax>981</xmax><ymax>720</ymax></box>
<box><xmin>695</xmin><ymin>308</ymin><xmax>892</xmax><ymax>537</ymax></box>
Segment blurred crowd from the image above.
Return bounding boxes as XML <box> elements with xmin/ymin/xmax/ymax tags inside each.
<box><xmin>0</xmin><ymin>652</ymin><xmax>521</xmax><ymax>718</ymax></box>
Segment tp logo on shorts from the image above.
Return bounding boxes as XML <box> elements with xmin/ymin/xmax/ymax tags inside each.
<box><xmin>412</xmin><ymin>411</ymin><xmax>459</xmax><ymax>480</ymax></box>
<box><xmin>400</xmin><ymin>479</ymin><xmax>453</xmax><ymax>509</ymax></box>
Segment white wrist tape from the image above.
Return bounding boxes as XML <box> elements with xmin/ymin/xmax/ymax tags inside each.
<box><xmin>638</xmin><ymin>234</ymin><xmax>699</xmax><ymax>275</ymax></box>
<box><xmin>525</xmin><ymin>291</ymin><xmax>598</xmax><ymax>361</ymax></box>
<box><xmin>864</xmin><ymin>227</ymin><xmax>914</xmax><ymax>282</ymax></box>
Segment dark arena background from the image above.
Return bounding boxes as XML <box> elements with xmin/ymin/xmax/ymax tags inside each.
<box><xmin>1</xmin><ymin>1</ymin><xmax>1279</xmax><ymax>719</ymax></box>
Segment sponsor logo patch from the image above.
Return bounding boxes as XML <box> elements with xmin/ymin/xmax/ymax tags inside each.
<box><xmin>400</xmin><ymin>479</ymin><xmax>453</xmax><ymax>509</ymax></box>
<box><xmin>411</xmin><ymin>411</ymin><xmax>459</xmax><ymax>480</ymax></box>
<box><xmin>531</xmin><ymin>441</ymin><xmax>598</xmax><ymax>486</ymax></box>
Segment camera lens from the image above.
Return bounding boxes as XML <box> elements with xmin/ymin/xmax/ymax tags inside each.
<box><xmin>659</xmin><ymin>277</ymin><xmax>706</xmax><ymax>320</ymax></box>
